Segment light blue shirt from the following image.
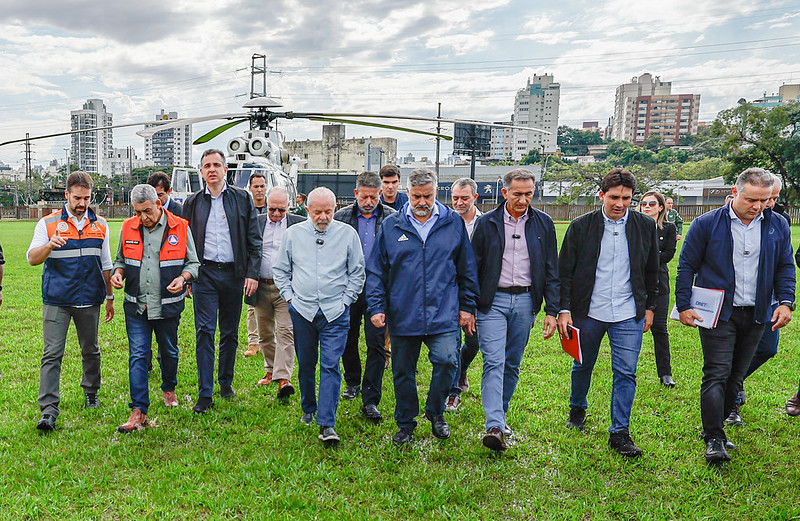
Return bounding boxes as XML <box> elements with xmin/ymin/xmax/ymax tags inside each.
<box><xmin>588</xmin><ymin>208</ymin><xmax>636</xmax><ymax>322</ymax></box>
<box><xmin>404</xmin><ymin>201</ymin><xmax>441</xmax><ymax>243</ymax></box>
<box><xmin>357</xmin><ymin>212</ymin><xmax>377</xmax><ymax>261</ymax></box>
<box><xmin>203</xmin><ymin>184</ymin><xmax>235</xmax><ymax>263</ymax></box>
<box><xmin>272</xmin><ymin>219</ymin><xmax>365</xmax><ymax>323</ymax></box>
<box><xmin>729</xmin><ymin>205</ymin><xmax>762</xmax><ymax>307</ymax></box>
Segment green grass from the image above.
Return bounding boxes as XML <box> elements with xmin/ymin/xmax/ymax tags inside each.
<box><xmin>1</xmin><ymin>219</ymin><xmax>800</xmax><ymax>520</ymax></box>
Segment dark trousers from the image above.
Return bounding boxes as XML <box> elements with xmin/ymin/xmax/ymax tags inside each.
<box><xmin>699</xmin><ymin>307</ymin><xmax>764</xmax><ymax>441</ymax></box>
<box><xmin>126</xmin><ymin>310</ymin><xmax>180</xmax><ymax>414</ymax></box>
<box><xmin>341</xmin><ymin>292</ymin><xmax>387</xmax><ymax>406</ymax></box>
<box><xmin>193</xmin><ymin>266</ymin><xmax>244</xmax><ymax>398</ymax></box>
<box><xmin>449</xmin><ymin>327</ymin><xmax>480</xmax><ymax>395</ymax></box>
<box><xmin>650</xmin><ymin>292</ymin><xmax>672</xmax><ymax>378</ymax></box>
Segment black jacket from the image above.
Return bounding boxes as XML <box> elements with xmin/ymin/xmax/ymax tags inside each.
<box><xmin>165</xmin><ymin>198</ymin><xmax>183</xmax><ymax>218</ymax></box>
<box><xmin>244</xmin><ymin>212</ymin><xmax>305</xmax><ymax>306</ymax></box>
<box><xmin>183</xmin><ymin>185</ymin><xmax>262</xmax><ymax>280</ymax></box>
<box><xmin>471</xmin><ymin>203</ymin><xmax>560</xmax><ymax>316</ymax></box>
<box><xmin>334</xmin><ymin>203</ymin><xmax>396</xmax><ymax>236</ymax></box>
<box><xmin>559</xmin><ymin>209</ymin><xmax>660</xmax><ymax>321</ymax></box>
<box><xmin>656</xmin><ymin>221</ymin><xmax>677</xmax><ymax>296</ymax></box>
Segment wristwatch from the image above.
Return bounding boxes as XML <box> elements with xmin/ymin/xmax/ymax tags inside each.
<box><xmin>780</xmin><ymin>300</ymin><xmax>794</xmax><ymax>311</ymax></box>
<box><xmin>106</xmin><ymin>294</ymin><xmax>114</xmax><ymax>301</ymax></box>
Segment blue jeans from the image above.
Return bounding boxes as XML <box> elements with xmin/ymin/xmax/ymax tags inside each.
<box><xmin>391</xmin><ymin>331</ymin><xmax>458</xmax><ymax>430</ymax></box>
<box><xmin>193</xmin><ymin>266</ymin><xmax>243</xmax><ymax>398</ymax></box>
<box><xmin>449</xmin><ymin>327</ymin><xmax>480</xmax><ymax>396</ymax></box>
<box><xmin>569</xmin><ymin>315</ymin><xmax>644</xmax><ymax>434</ymax></box>
<box><xmin>125</xmin><ymin>310</ymin><xmax>180</xmax><ymax>414</ymax></box>
<box><xmin>290</xmin><ymin>305</ymin><xmax>350</xmax><ymax>428</ymax></box>
<box><xmin>477</xmin><ymin>292</ymin><xmax>535</xmax><ymax>431</ymax></box>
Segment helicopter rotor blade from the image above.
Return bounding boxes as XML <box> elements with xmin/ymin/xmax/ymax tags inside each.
<box><xmin>304</xmin><ymin>116</ymin><xmax>453</xmax><ymax>140</ymax></box>
<box><xmin>0</xmin><ymin>121</ymin><xmax>162</xmax><ymax>148</ymax></box>
<box><xmin>136</xmin><ymin>113</ymin><xmax>250</xmax><ymax>138</ymax></box>
<box><xmin>293</xmin><ymin>113</ymin><xmax>550</xmax><ymax>134</ymax></box>
<box><xmin>193</xmin><ymin>119</ymin><xmax>249</xmax><ymax>144</ymax></box>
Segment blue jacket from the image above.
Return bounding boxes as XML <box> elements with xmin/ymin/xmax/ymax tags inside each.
<box><xmin>676</xmin><ymin>204</ymin><xmax>795</xmax><ymax>324</ymax></box>
<box><xmin>366</xmin><ymin>201</ymin><xmax>479</xmax><ymax>336</ymax></box>
<box><xmin>471</xmin><ymin>203</ymin><xmax>560</xmax><ymax>316</ymax></box>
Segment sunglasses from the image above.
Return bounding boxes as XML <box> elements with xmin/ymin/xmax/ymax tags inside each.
<box><xmin>640</xmin><ymin>201</ymin><xmax>660</xmax><ymax>207</ymax></box>
<box><xmin>269</xmin><ymin>207</ymin><xmax>287</xmax><ymax>213</ymax></box>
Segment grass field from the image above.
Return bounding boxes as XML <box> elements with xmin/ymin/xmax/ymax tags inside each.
<box><xmin>1</xmin><ymin>218</ymin><xmax>800</xmax><ymax>520</ymax></box>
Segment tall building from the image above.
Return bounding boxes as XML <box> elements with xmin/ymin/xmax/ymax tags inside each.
<box><xmin>103</xmin><ymin>147</ymin><xmax>153</xmax><ymax>177</ymax></box>
<box><xmin>489</xmin><ymin>119</ymin><xmax>514</xmax><ymax>161</ymax></box>
<box><xmin>511</xmin><ymin>75</ymin><xmax>560</xmax><ymax>159</ymax></box>
<box><xmin>70</xmin><ymin>99</ymin><xmax>113</xmax><ymax>175</ymax></box>
<box><xmin>751</xmin><ymin>83</ymin><xmax>800</xmax><ymax>108</ymax></box>
<box><xmin>611</xmin><ymin>73</ymin><xmax>700</xmax><ymax>145</ymax></box>
<box><xmin>144</xmin><ymin>110</ymin><xmax>192</xmax><ymax>168</ymax></box>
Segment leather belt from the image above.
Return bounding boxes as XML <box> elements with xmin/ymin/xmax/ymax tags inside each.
<box><xmin>497</xmin><ymin>286</ymin><xmax>530</xmax><ymax>295</ymax></box>
<box><xmin>203</xmin><ymin>260</ymin><xmax>235</xmax><ymax>270</ymax></box>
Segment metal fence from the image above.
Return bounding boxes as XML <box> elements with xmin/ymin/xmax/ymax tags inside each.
<box><xmin>2</xmin><ymin>203</ymin><xmax>798</xmax><ymax>225</ymax></box>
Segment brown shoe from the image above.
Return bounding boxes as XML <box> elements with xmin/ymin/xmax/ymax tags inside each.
<box><xmin>257</xmin><ymin>372</ymin><xmax>273</xmax><ymax>386</ymax></box>
<box><xmin>118</xmin><ymin>408</ymin><xmax>147</xmax><ymax>433</ymax></box>
<box><xmin>786</xmin><ymin>393</ymin><xmax>800</xmax><ymax>417</ymax></box>
<box><xmin>458</xmin><ymin>373</ymin><xmax>469</xmax><ymax>393</ymax></box>
<box><xmin>162</xmin><ymin>391</ymin><xmax>178</xmax><ymax>407</ymax></box>
<box><xmin>277</xmin><ymin>379</ymin><xmax>295</xmax><ymax>398</ymax></box>
<box><xmin>244</xmin><ymin>344</ymin><xmax>259</xmax><ymax>357</ymax></box>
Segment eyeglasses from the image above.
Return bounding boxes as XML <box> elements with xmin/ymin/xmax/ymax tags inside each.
<box><xmin>640</xmin><ymin>201</ymin><xmax>660</xmax><ymax>207</ymax></box>
<box><xmin>268</xmin><ymin>207</ymin><xmax>287</xmax><ymax>213</ymax></box>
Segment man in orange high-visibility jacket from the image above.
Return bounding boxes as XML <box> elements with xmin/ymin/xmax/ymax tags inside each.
<box><xmin>111</xmin><ymin>184</ymin><xmax>199</xmax><ymax>433</ymax></box>
<box><xmin>28</xmin><ymin>171</ymin><xmax>115</xmax><ymax>432</ymax></box>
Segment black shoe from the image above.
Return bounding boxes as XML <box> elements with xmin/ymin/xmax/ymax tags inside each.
<box><xmin>300</xmin><ymin>412</ymin><xmax>315</xmax><ymax>424</ymax></box>
<box><xmin>737</xmin><ymin>389</ymin><xmax>746</xmax><ymax>406</ymax></box>
<box><xmin>608</xmin><ymin>431</ymin><xmax>643</xmax><ymax>458</ymax></box>
<box><xmin>482</xmin><ymin>427</ymin><xmax>507</xmax><ymax>452</ymax></box>
<box><xmin>362</xmin><ymin>404</ymin><xmax>382</xmax><ymax>422</ymax></box>
<box><xmin>36</xmin><ymin>413</ymin><xmax>56</xmax><ymax>431</ymax></box>
<box><xmin>566</xmin><ymin>406</ymin><xmax>586</xmax><ymax>431</ymax></box>
<box><xmin>192</xmin><ymin>397</ymin><xmax>214</xmax><ymax>413</ymax></box>
<box><xmin>660</xmin><ymin>375</ymin><xmax>676</xmax><ymax>388</ymax></box>
<box><xmin>220</xmin><ymin>385</ymin><xmax>235</xmax><ymax>399</ymax></box>
<box><xmin>724</xmin><ymin>404</ymin><xmax>743</xmax><ymax>426</ymax></box>
<box><xmin>85</xmin><ymin>393</ymin><xmax>99</xmax><ymax>408</ymax></box>
<box><xmin>318</xmin><ymin>426</ymin><xmax>340</xmax><ymax>447</ymax></box>
<box><xmin>392</xmin><ymin>428</ymin><xmax>414</xmax><ymax>445</ymax></box>
<box><xmin>342</xmin><ymin>385</ymin><xmax>361</xmax><ymax>400</ymax></box>
<box><xmin>705</xmin><ymin>437</ymin><xmax>731</xmax><ymax>463</ymax></box>
<box><xmin>725</xmin><ymin>439</ymin><xmax>737</xmax><ymax>451</ymax></box>
<box><xmin>425</xmin><ymin>410</ymin><xmax>450</xmax><ymax>439</ymax></box>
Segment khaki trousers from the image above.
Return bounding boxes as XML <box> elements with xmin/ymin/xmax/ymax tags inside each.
<box><xmin>246</xmin><ymin>305</ymin><xmax>259</xmax><ymax>345</ymax></box>
<box><xmin>255</xmin><ymin>281</ymin><xmax>294</xmax><ymax>380</ymax></box>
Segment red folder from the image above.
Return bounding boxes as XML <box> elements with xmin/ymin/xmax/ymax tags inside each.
<box><xmin>560</xmin><ymin>325</ymin><xmax>583</xmax><ymax>364</ymax></box>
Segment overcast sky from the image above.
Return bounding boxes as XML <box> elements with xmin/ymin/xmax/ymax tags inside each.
<box><xmin>1</xmin><ymin>0</ymin><xmax>799</xmax><ymax>168</ymax></box>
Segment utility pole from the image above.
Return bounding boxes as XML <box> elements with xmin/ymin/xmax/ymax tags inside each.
<box><xmin>24</xmin><ymin>133</ymin><xmax>32</xmax><ymax>195</ymax></box>
<box><xmin>435</xmin><ymin>103</ymin><xmax>441</xmax><ymax>176</ymax></box>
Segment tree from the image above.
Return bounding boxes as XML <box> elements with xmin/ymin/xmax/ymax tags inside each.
<box><xmin>712</xmin><ymin>102</ymin><xmax>800</xmax><ymax>201</ymax></box>
<box><xmin>519</xmin><ymin>149</ymin><xmax>540</xmax><ymax>165</ymax></box>
<box><xmin>557</xmin><ymin>126</ymin><xmax>605</xmax><ymax>156</ymax></box>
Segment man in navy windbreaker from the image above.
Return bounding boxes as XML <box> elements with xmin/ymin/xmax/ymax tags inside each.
<box><xmin>367</xmin><ymin>168</ymin><xmax>479</xmax><ymax>445</ymax></box>
<box><xmin>676</xmin><ymin>168</ymin><xmax>795</xmax><ymax>464</ymax></box>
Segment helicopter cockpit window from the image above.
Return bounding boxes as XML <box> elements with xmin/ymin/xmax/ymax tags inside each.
<box><xmin>188</xmin><ymin>172</ymin><xmax>202</xmax><ymax>192</ymax></box>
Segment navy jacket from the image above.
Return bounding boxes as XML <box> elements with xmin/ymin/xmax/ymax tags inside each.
<box><xmin>559</xmin><ymin>209</ymin><xmax>660</xmax><ymax>321</ymax></box>
<box><xmin>471</xmin><ymin>203</ymin><xmax>560</xmax><ymax>316</ymax></box>
<box><xmin>366</xmin><ymin>201</ymin><xmax>479</xmax><ymax>336</ymax></box>
<box><xmin>183</xmin><ymin>184</ymin><xmax>262</xmax><ymax>280</ymax></box>
<box><xmin>676</xmin><ymin>204</ymin><xmax>795</xmax><ymax>324</ymax></box>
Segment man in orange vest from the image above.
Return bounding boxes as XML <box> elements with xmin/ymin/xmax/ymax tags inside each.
<box><xmin>110</xmin><ymin>184</ymin><xmax>200</xmax><ymax>433</ymax></box>
<box><xmin>28</xmin><ymin>171</ymin><xmax>115</xmax><ymax>432</ymax></box>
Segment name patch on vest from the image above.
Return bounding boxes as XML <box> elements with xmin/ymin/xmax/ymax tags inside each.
<box><xmin>167</xmin><ymin>234</ymin><xmax>180</xmax><ymax>246</ymax></box>
<box><xmin>125</xmin><ymin>240</ymin><xmax>140</xmax><ymax>245</ymax></box>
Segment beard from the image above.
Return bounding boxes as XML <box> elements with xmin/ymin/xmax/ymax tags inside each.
<box><xmin>358</xmin><ymin>203</ymin><xmax>375</xmax><ymax>214</ymax></box>
<box><xmin>412</xmin><ymin>205</ymin><xmax>431</xmax><ymax>217</ymax></box>
<box><xmin>312</xmin><ymin>219</ymin><xmax>330</xmax><ymax>233</ymax></box>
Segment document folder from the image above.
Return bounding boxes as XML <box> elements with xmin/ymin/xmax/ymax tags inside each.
<box><xmin>670</xmin><ymin>286</ymin><xmax>725</xmax><ymax>329</ymax></box>
<box><xmin>560</xmin><ymin>324</ymin><xmax>583</xmax><ymax>364</ymax></box>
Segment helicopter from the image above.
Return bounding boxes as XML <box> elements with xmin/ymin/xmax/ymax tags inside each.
<box><xmin>1</xmin><ymin>94</ymin><xmax>549</xmax><ymax>205</ymax></box>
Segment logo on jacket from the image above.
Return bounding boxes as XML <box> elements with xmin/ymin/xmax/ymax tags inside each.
<box><xmin>167</xmin><ymin>234</ymin><xmax>180</xmax><ymax>246</ymax></box>
<box><xmin>398</xmin><ymin>234</ymin><xmax>409</xmax><ymax>242</ymax></box>
<box><xmin>57</xmin><ymin>222</ymin><xmax>69</xmax><ymax>233</ymax></box>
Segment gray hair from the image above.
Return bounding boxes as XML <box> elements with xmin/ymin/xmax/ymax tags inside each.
<box><xmin>267</xmin><ymin>186</ymin><xmax>290</xmax><ymax>205</ymax></box>
<box><xmin>356</xmin><ymin>171</ymin><xmax>381</xmax><ymax>190</ymax></box>
<box><xmin>772</xmin><ymin>173</ymin><xmax>783</xmax><ymax>191</ymax></box>
<box><xmin>502</xmin><ymin>168</ymin><xmax>536</xmax><ymax>189</ymax></box>
<box><xmin>735</xmin><ymin>167</ymin><xmax>774</xmax><ymax>191</ymax></box>
<box><xmin>451</xmin><ymin>177</ymin><xmax>477</xmax><ymax>196</ymax></box>
<box><xmin>130</xmin><ymin>183</ymin><xmax>158</xmax><ymax>204</ymax></box>
<box><xmin>307</xmin><ymin>186</ymin><xmax>336</xmax><ymax>207</ymax></box>
<box><xmin>407</xmin><ymin>168</ymin><xmax>437</xmax><ymax>190</ymax></box>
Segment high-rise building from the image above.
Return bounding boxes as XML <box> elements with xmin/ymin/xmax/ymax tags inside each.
<box><xmin>511</xmin><ymin>75</ymin><xmax>560</xmax><ymax>159</ymax></box>
<box><xmin>103</xmin><ymin>147</ymin><xmax>153</xmax><ymax>177</ymax></box>
<box><xmin>70</xmin><ymin>99</ymin><xmax>113</xmax><ymax>175</ymax></box>
<box><xmin>489</xmin><ymin>119</ymin><xmax>514</xmax><ymax>161</ymax></box>
<box><xmin>611</xmin><ymin>73</ymin><xmax>700</xmax><ymax>145</ymax></box>
<box><xmin>144</xmin><ymin>110</ymin><xmax>193</xmax><ymax>168</ymax></box>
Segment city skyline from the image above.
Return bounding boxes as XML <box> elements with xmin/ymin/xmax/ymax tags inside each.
<box><xmin>0</xmin><ymin>0</ymin><xmax>798</xmax><ymax>169</ymax></box>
